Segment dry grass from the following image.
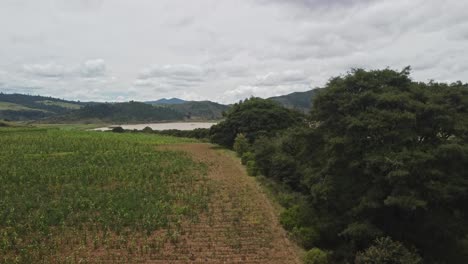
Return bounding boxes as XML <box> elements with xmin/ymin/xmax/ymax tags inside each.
<box><xmin>156</xmin><ymin>143</ymin><xmax>303</xmax><ymax>264</ymax></box>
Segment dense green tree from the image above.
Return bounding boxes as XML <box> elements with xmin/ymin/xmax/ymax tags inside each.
<box><xmin>355</xmin><ymin>237</ymin><xmax>421</xmax><ymax>264</ymax></box>
<box><xmin>305</xmin><ymin>68</ymin><xmax>468</xmax><ymax>262</ymax></box>
<box><xmin>304</xmin><ymin>248</ymin><xmax>329</xmax><ymax>264</ymax></box>
<box><xmin>207</xmin><ymin>68</ymin><xmax>468</xmax><ymax>263</ymax></box>
<box><xmin>209</xmin><ymin>98</ymin><xmax>304</xmax><ymax>148</ymax></box>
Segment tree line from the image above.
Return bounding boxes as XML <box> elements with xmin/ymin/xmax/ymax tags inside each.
<box><xmin>209</xmin><ymin>68</ymin><xmax>468</xmax><ymax>263</ymax></box>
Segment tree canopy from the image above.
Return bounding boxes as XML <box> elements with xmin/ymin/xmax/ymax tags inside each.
<box><xmin>209</xmin><ymin>97</ymin><xmax>304</xmax><ymax>148</ymax></box>
<box><xmin>214</xmin><ymin>68</ymin><xmax>468</xmax><ymax>263</ymax></box>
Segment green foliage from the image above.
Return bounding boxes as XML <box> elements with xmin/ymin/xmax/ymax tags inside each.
<box><xmin>233</xmin><ymin>133</ymin><xmax>249</xmax><ymax>156</ymax></box>
<box><xmin>132</xmin><ymin>128</ymin><xmax>210</xmax><ymax>140</ymax></box>
<box><xmin>246</xmin><ymin>160</ymin><xmax>258</xmax><ymax>176</ymax></box>
<box><xmin>142</xmin><ymin>126</ymin><xmax>153</xmax><ymax>133</ymax></box>
<box><xmin>210</xmin><ymin>97</ymin><xmax>304</xmax><ymax>148</ymax></box>
<box><xmin>240</xmin><ymin>151</ymin><xmax>254</xmax><ymax>165</ymax></box>
<box><xmin>112</xmin><ymin>126</ymin><xmax>125</xmax><ymax>133</ymax></box>
<box><xmin>303</xmin><ymin>68</ymin><xmax>468</xmax><ymax>262</ymax></box>
<box><xmin>304</xmin><ymin>248</ymin><xmax>329</xmax><ymax>264</ymax></box>
<box><xmin>167</xmin><ymin>101</ymin><xmax>229</xmax><ymax>120</ymax></box>
<box><xmin>280</xmin><ymin>203</ymin><xmax>319</xmax><ymax>248</ymax></box>
<box><xmin>355</xmin><ymin>237</ymin><xmax>422</xmax><ymax>264</ymax></box>
<box><xmin>225</xmin><ymin>68</ymin><xmax>468</xmax><ymax>263</ymax></box>
<box><xmin>253</xmin><ymin>128</ymin><xmax>310</xmax><ymax>190</ymax></box>
<box><xmin>54</xmin><ymin>101</ymin><xmax>184</xmax><ymax>123</ymax></box>
<box><xmin>206</xmin><ymin>68</ymin><xmax>468</xmax><ymax>263</ymax></box>
<box><xmin>293</xmin><ymin>227</ymin><xmax>320</xmax><ymax>249</ymax></box>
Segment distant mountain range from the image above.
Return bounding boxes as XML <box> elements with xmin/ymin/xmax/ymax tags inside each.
<box><xmin>145</xmin><ymin>98</ymin><xmax>187</xmax><ymax>105</ymax></box>
<box><xmin>0</xmin><ymin>89</ymin><xmax>319</xmax><ymax>123</ymax></box>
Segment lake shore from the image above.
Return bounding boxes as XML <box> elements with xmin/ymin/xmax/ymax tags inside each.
<box><xmin>93</xmin><ymin>122</ymin><xmax>217</xmax><ymax>131</ymax></box>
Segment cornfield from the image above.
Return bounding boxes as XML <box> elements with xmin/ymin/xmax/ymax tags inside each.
<box><xmin>0</xmin><ymin>128</ymin><xmax>210</xmax><ymax>263</ymax></box>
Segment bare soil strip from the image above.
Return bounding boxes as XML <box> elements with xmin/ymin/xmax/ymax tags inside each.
<box><xmin>157</xmin><ymin>143</ymin><xmax>303</xmax><ymax>264</ymax></box>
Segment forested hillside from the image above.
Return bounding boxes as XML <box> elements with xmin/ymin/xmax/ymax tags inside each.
<box><xmin>167</xmin><ymin>101</ymin><xmax>229</xmax><ymax>120</ymax></box>
<box><xmin>145</xmin><ymin>98</ymin><xmax>187</xmax><ymax>105</ymax></box>
<box><xmin>0</xmin><ymin>93</ymin><xmax>84</xmax><ymax>121</ymax></box>
<box><xmin>209</xmin><ymin>68</ymin><xmax>468</xmax><ymax>263</ymax></box>
<box><xmin>268</xmin><ymin>89</ymin><xmax>319</xmax><ymax>112</ymax></box>
<box><xmin>0</xmin><ymin>91</ymin><xmax>317</xmax><ymax>122</ymax></box>
<box><xmin>49</xmin><ymin>101</ymin><xmax>185</xmax><ymax>123</ymax></box>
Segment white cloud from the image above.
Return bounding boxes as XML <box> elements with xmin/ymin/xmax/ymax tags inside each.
<box><xmin>255</xmin><ymin>70</ymin><xmax>309</xmax><ymax>86</ymax></box>
<box><xmin>22</xmin><ymin>59</ymin><xmax>107</xmax><ymax>79</ymax></box>
<box><xmin>222</xmin><ymin>83</ymin><xmax>311</xmax><ymax>103</ymax></box>
<box><xmin>23</xmin><ymin>63</ymin><xmax>68</xmax><ymax>78</ymax></box>
<box><xmin>80</xmin><ymin>59</ymin><xmax>106</xmax><ymax>78</ymax></box>
<box><xmin>0</xmin><ymin>0</ymin><xmax>466</xmax><ymax>103</ymax></box>
<box><xmin>138</xmin><ymin>64</ymin><xmax>206</xmax><ymax>82</ymax></box>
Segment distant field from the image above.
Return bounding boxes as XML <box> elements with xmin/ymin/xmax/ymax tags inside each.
<box><xmin>0</xmin><ymin>102</ymin><xmax>47</xmax><ymax>112</ymax></box>
<box><xmin>37</xmin><ymin>100</ymin><xmax>82</xmax><ymax>109</ymax></box>
<box><xmin>0</xmin><ymin>128</ymin><xmax>209</xmax><ymax>263</ymax></box>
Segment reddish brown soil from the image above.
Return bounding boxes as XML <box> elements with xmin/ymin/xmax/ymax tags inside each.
<box><xmin>153</xmin><ymin>143</ymin><xmax>303</xmax><ymax>264</ymax></box>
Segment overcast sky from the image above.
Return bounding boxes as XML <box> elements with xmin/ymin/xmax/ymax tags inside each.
<box><xmin>0</xmin><ymin>0</ymin><xmax>467</xmax><ymax>103</ymax></box>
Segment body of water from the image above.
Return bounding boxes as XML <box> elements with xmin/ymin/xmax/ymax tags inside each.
<box><xmin>93</xmin><ymin>122</ymin><xmax>217</xmax><ymax>131</ymax></box>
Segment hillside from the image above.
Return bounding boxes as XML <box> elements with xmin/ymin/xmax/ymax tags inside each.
<box><xmin>0</xmin><ymin>93</ymin><xmax>84</xmax><ymax>121</ymax></box>
<box><xmin>0</xmin><ymin>90</ymin><xmax>318</xmax><ymax>123</ymax></box>
<box><xmin>49</xmin><ymin>101</ymin><xmax>185</xmax><ymax>123</ymax></box>
<box><xmin>167</xmin><ymin>101</ymin><xmax>229</xmax><ymax>120</ymax></box>
<box><xmin>268</xmin><ymin>89</ymin><xmax>319</xmax><ymax>112</ymax></box>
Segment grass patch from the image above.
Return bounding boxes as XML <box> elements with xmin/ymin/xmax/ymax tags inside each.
<box><xmin>0</xmin><ymin>102</ymin><xmax>47</xmax><ymax>112</ymax></box>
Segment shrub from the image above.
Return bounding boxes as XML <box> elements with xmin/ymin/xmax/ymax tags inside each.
<box><xmin>355</xmin><ymin>237</ymin><xmax>422</xmax><ymax>264</ymax></box>
<box><xmin>246</xmin><ymin>160</ymin><xmax>258</xmax><ymax>176</ymax></box>
<box><xmin>293</xmin><ymin>226</ymin><xmax>320</xmax><ymax>249</ymax></box>
<box><xmin>241</xmin><ymin>151</ymin><xmax>254</xmax><ymax>165</ymax></box>
<box><xmin>233</xmin><ymin>133</ymin><xmax>249</xmax><ymax>156</ymax></box>
<box><xmin>280</xmin><ymin>205</ymin><xmax>302</xmax><ymax>231</ymax></box>
<box><xmin>112</xmin><ymin>126</ymin><xmax>125</xmax><ymax>133</ymax></box>
<box><xmin>304</xmin><ymin>248</ymin><xmax>328</xmax><ymax>264</ymax></box>
<box><xmin>142</xmin><ymin>126</ymin><xmax>153</xmax><ymax>133</ymax></box>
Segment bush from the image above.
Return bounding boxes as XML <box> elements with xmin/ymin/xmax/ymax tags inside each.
<box><xmin>112</xmin><ymin>126</ymin><xmax>125</xmax><ymax>133</ymax></box>
<box><xmin>233</xmin><ymin>133</ymin><xmax>249</xmax><ymax>156</ymax></box>
<box><xmin>142</xmin><ymin>126</ymin><xmax>153</xmax><ymax>133</ymax></box>
<box><xmin>280</xmin><ymin>205</ymin><xmax>302</xmax><ymax>231</ymax></box>
<box><xmin>355</xmin><ymin>237</ymin><xmax>421</xmax><ymax>264</ymax></box>
<box><xmin>293</xmin><ymin>227</ymin><xmax>320</xmax><ymax>249</ymax></box>
<box><xmin>304</xmin><ymin>248</ymin><xmax>328</xmax><ymax>264</ymax></box>
<box><xmin>246</xmin><ymin>160</ymin><xmax>258</xmax><ymax>176</ymax></box>
<box><xmin>241</xmin><ymin>151</ymin><xmax>254</xmax><ymax>165</ymax></box>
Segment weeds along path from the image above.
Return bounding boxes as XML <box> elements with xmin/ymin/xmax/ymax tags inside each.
<box><xmin>158</xmin><ymin>143</ymin><xmax>302</xmax><ymax>264</ymax></box>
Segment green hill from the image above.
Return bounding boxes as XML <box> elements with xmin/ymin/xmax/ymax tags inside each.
<box><xmin>268</xmin><ymin>89</ymin><xmax>320</xmax><ymax>112</ymax></box>
<box><xmin>49</xmin><ymin>101</ymin><xmax>185</xmax><ymax>123</ymax></box>
<box><xmin>146</xmin><ymin>98</ymin><xmax>187</xmax><ymax>105</ymax></box>
<box><xmin>0</xmin><ymin>90</ymin><xmax>317</xmax><ymax>123</ymax></box>
<box><xmin>167</xmin><ymin>101</ymin><xmax>229</xmax><ymax>120</ymax></box>
<box><xmin>0</xmin><ymin>93</ymin><xmax>83</xmax><ymax>121</ymax></box>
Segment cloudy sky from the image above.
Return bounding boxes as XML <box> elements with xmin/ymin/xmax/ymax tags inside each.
<box><xmin>0</xmin><ymin>0</ymin><xmax>467</xmax><ymax>103</ymax></box>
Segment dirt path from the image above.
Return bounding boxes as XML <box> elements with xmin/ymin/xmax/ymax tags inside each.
<box><xmin>157</xmin><ymin>143</ymin><xmax>303</xmax><ymax>264</ymax></box>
